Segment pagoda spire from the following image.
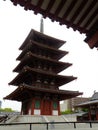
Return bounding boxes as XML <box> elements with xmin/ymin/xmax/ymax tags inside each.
<box><xmin>40</xmin><ymin>16</ymin><xmax>44</xmax><ymax>33</ymax></box>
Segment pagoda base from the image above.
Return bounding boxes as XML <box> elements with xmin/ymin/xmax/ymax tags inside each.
<box><xmin>21</xmin><ymin>98</ymin><xmax>60</xmax><ymax>116</ymax></box>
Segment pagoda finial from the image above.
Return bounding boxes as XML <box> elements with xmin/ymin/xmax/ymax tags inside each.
<box><xmin>40</xmin><ymin>16</ymin><xmax>44</xmax><ymax>33</ymax></box>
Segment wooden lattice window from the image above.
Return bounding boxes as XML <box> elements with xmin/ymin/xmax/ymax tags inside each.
<box><xmin>53</xmin><ymin>102</ymin><xmax>58</xmax><ymax>109</ymax></box>
<box><xmin>35</xmin><ymin>100</ymin><xmax>40</xmax><ymax>109</ymax></box>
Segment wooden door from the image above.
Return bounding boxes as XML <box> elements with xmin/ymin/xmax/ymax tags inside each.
<box><xmin>42</xmin><ymin>100</ymin><xmax>51</xmax><ymax>115</ymax></box>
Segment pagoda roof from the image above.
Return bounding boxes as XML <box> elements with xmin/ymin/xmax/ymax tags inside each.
<box><xmin>17</xmin><ymin>40</ymin><xmax>68</xmax><ymax>60</ymax></box>
<box><xmin>19</xmin><ymin>29</ymin><xmax>65</xmax><ymax>50</ymax></box>
<box><xmin>4</xmin><ymin>83</ymin><xmax>82</xmax><ymax>101</ymax></box>
<box><xmin>9</xmin><ymin>66</ymin><xmax>77</xmax><ymax>87</ymax></box>
<box><xmin>14</xmin><ymin>51</ymin><xmax>72</xmax><ymax>73</ymax></box>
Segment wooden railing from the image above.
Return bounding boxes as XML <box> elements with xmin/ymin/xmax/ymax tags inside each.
<box><xmin>0</xmin><ymin>121</ymin><xmax>98</xmax><ymax>130</ymax></box>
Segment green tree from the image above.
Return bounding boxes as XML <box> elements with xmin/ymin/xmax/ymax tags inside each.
<box><xmin>0</xmin><ymin>108</ymin><xmax>14</xmax><ymax>112</ymax></box>
<box><xmin>61</xmin><ymin>109</ymin><xmax>73</xmax><ymax>115</ymax></box>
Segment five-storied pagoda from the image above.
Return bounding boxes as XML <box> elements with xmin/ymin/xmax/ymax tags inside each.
<box><xmin>4</xmin><ymin>18</ymin><xmax>82</xmax><ymax>115</ymax></box>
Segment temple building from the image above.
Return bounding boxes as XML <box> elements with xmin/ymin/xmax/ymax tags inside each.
<box><xmin>4</xmin><ymin>28</ymin><xmax>82</xmax><ymax>115</ymax></box>
<box><xmin>75</xmin><ymin>92</ymin><xmax>98</xmax><ymax>121</ymax></box>
<box><xmin>60</xmin><ymin>97</ymin><xmax>89</xmax><ymax>112</ymax></box>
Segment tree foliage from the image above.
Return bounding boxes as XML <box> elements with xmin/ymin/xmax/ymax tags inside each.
<box><xmin>61</xmin><ymin>109</ymin><xmax>73</xmax><ymax>115</ymax></box>
<box><xmin>0</xmin><ymin>108</ymin><xmax>14</xmax><ymax>112</ymax></box>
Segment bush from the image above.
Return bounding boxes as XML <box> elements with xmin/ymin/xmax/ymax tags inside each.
<box><xmin>61</xmin><ymin>109</ymin><xmax>73</xmax><ymax>115</ymax></box>
<box><xmin>0</xmin><ymin>108</ymin><xmax>14</xmax><ymax>112</ymax></box>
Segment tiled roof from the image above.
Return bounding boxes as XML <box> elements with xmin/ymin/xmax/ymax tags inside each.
<box><xmin>91</xmin><ymin>92</ymin><xmax>98</xmax><ymax>101</ymax></box>
<box><xmin>75</xmin><ymin>92</ymin><xmax>98</xmax><ymax>107</ymax></box>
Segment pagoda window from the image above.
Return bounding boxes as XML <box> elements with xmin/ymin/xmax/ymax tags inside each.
<box><xmin>34</xmin><ymin>48</ymin><xmax>38</xmax><ymax>55</ymax></box>
<box><xmin>46</xmin><ymin>53</ymin><xmax>51</xmax><ymax>59</ymax></box>
<box><xmin>53</xmin><ymin>101</ymin><xmax>58</xmax><ymax>110</ymax></box>
<box><xmin>32</xmin><ymin>82</ymin><xmax>36</xmax><ymax>87</ymax></box>
<box><xmin>43</xmin><ymin>80</ymin><xmax>49</xmax><ymax>88</ymax></box>
<box><xmin>30</xmin><ymin>62</ymin><xmax>35</xmax><ymax>69</ymax></box>
<box><xmin>50</xmin><ymin>81</ymin><xmax>55</xmax><ymax>85</ymax></box>
<box><xmin>35</xmin><ymin>100</ymin><xmax>40</xmax><ymax>109</ymax></box>
<box><xmin>34</xmin><ymin>49</ymin><xmax>37</xmax><ymax>54</ymax></box>
<box><xmin>42</xmin><ymin>50</ymin><xmax>46</xmax><ymax>57</ymax></box>
<box><xmin>36</xmin><ymin>78</ymin><xmax>41</xmax><ymax>87</ymax></box>
<box><xmin>34</xmin><ymin>48</ymin><xmax>39</xmax><ymax>56</ymax></box>
<box><xmin>43</xmin><ymin>64</ymin><xmax>48</xmax><ymax>71</ymax></box>
<box><xmin>36</xmin><ymin>61</ymin><xmax>39</xmax><ymax>69</ymax></box>
<box><xmin>37</xmin><ymin>49</ymin><xmax>41</xmax><ymax>56</ymax></box>
<box><xmin>49</xmin><ymin>66</ymin><xmax>53</xmax><ymax>72</ymax></box>
<box><xmin>33</xmin><ymin>61</ymin><xmax>37</xmax><ymax>69</ymax></box>
<box><xmin>50</xmin><ymin>81</ymin><xmax>55</xmax><ymax>88</ymax></box>
<box><xmin>38</xmin><ymin>64</ymin><xmax>41</xmax><ymax>69</ymax></box>
<box><xmin>36</xmin><ymin>79</ymin><xmax>41</xmax><ymax>82</ymax></box>
<box><xmin>24</xmin><ymin>74</ymin><xmax>32</xmax><ymax>85</ymax></box>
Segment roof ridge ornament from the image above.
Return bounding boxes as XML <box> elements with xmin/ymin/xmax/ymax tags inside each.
<box><xmin>40</xmin><ymin>16</ymin><xmax>44</xmax><ymax>33</ymax></box>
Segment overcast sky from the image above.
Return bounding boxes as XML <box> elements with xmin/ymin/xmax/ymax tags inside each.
<box><xmin>0</xmin><ymin>0</ymin><xmax>98</xmax><ymax>111</ymax></box>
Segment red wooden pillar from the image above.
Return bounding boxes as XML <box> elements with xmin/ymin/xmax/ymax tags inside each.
<box><xmin>96</xmin><ymin>112</ymin><xmax>98</xmax><ymax>120</ymax></box>
<box><xmin>21</xmin><ymin>99</ymin><xmax>32</xmax><ymax>115</ymax></box>
<box><xmin>95</xmin><ymin>106</ymin><xmax>98</xmax><ymax>120</ymax></box>
<box><xmin>40</xmin><ymin>99</ymin><xmax>44</xmax><ymax>115</ymax></box>
<box><xmin>58</xmin><ymin>101</ymin><xmax>60</xmax><ymax>115</ymax></box>
<box><xmin>88</xmin><ymin>106</ymin><xmax>92</xmax><ymax>120</ymax></box>
<box><xmin>31</xmin><ymin>99</ymin><xmax>34</xmax><ymax>115</ymax></box>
